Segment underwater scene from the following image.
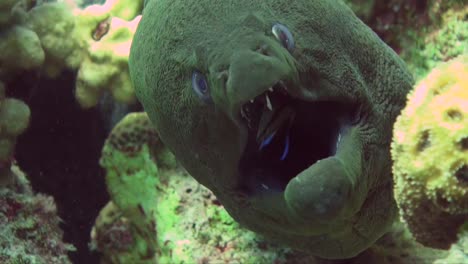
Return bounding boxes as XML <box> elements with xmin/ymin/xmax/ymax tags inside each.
<box><xmin>0</xmin><ymin>0</ymin><xmax>467</xmax><ymax>263</ymax></box>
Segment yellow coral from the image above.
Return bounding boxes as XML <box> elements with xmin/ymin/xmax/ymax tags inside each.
<box><xmin>392</xmin><ymin>54</ymin><xmax>468</xmax><ymax>249</ymax></box>
<box><xmin>74</xmin><ymin>15</ymin><xmax>141</xmax><ymax>108</ymax></box>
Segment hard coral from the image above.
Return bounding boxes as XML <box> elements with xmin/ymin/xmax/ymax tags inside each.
<box><xmin>97</xmin><ymin>112</ymin><xmax>159</xmax><ymax>263</ymax></box>
<box><xmin>74</xmin><ymin>14</ymin><xmax>141</xmax><ymax>108</ymax></box>
<box><xmin>24</xmin><ymin>2</ymin><xmax>86</xmax><ymax>77</ymax></box>
<box><xmin>400</xmin><ymin>2</ymin><xmax>467</xmax><ymax>79</ymax></box>
<box><xmin>105</xmin><ymin>112</ymin><xmax>158</xmax><ymax>155</ymax></box>
<box><xmin>391</xmin><ymin>54</ymin><xmax>468</xmax><ymax>249</ymax></box>
<box><xmin>0</xmin><ymin>25</ymin><xmax>45</xmax><ymax>77</ymax></box>
<box><xmin>72</xmin><ymin>0</ymin><xmax>144</xmax><ymax>109</ymax></box>
<box><xmin>90</xmin><ymin>201</ymin><xmax>137</xmax><ymax>264</ymax></box>
<box><xmin>0</xmin><ymin>0</ymin><xmax>143</xmax><ymax>108</ymax></box>
<box><xmin>0</xmin><ymin>0</ymin><xmax>82</xmax><ymax>80</ymax></box>
<box><xmin>0</xmin><ymin>81</ymin><xmax>30</xmax><ymax>185</ymax></box>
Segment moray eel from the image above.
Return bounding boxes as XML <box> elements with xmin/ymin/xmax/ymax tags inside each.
<box><xmin>129</xmin><ymin>0</ymin><xmax>413</xmax><ymax>259</ymax></box>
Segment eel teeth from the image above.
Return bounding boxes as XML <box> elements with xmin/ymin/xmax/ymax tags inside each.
<box><xmin>336</xmin><ymin>133</ymin><xmax>341</xmax><ymax>149</ymax></box>
<box><xmin>265</xmin><ymin>94</ymin><xmax>273</xmax><ymax>111</ymax></box>
<box><xmin>240</xmin><ymin>107</ymin><xmax>247</xmax><ymax>119</ymax></box>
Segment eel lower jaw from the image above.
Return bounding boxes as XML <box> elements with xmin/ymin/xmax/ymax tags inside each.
<box><xmin>237</xmin><ymin>79</ymin><xmax>360</xmax><ymax>196</ymax></box>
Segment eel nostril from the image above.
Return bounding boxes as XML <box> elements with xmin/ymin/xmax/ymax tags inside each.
<box><xmin>217</xmin><ymin>70</ymin><xmax>229</xmax><ymax>82</ymax></box>
<box><xmin>256</xmin><ymin>44</ymin><xmax>269</xmax><ymax>56</ymax></box>
<box><xmin>217</xmin><ymin>69</ymin><xmax>230</xmax><ymax>92</ymax></box>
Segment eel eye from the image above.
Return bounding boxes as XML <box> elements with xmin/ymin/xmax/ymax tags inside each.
<box><xmin>272</xmin><ymin>23</ymin><xmax>295</xmax><ymax>51</ymax></box>
<box><xmin>192</xmin><ymin>71</ymin><xmax>212</xmax><ymax>103</ymax></box>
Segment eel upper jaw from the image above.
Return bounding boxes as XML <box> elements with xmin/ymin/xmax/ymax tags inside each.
<box><xmin>236</xmin><ymin>78</ymin><xmax>359</xmax><ymax>195</ymax></box>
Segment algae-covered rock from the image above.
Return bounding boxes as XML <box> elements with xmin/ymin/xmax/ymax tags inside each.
<box><xmin>0</xmin><ymin>165</ymin><xmax>75</xmax><ymax>263</ymax></box>
<box><xmin>391</xmin><ymin>54</ymin><xmax>468</xmax><ymax>249</ymax></box>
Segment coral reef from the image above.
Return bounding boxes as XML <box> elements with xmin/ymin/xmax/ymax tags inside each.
<box><xmin>0</xmin><ymin>0</ymin><xmax>82</xmax><ymax>79</ymax></box>
<box><xmin>74</xmin><ymin>0</ymin><xmax>142</xmax><ymax>108</ymax></box>
<box><xmin>22</xmin><ymin>2</ymin><xmax>86</xmax><ymax>78</ymax></box>
<box><xmin>0</xmin><ymin>0</ymin><xmax>465</xmax><ymax>262</ymax></box>
<box><xmin>0</xmin><ymin>0</ymin><xmax>142</xmax><ymax>107</ymax></box>
<box><xmin>0</xmin><ymin>81</ymin><xmax>30</xmax><ymax>185</ymax></box>
<box><xmin>0</xmin><ymin>165</ymin><xmax>74</xmax><ymax>263</ymax></box>
<box><xmin>402</xmin><ymin>4</ymin><xmax>467</xmax><ymax>79</ymax></box>
<box><xmin>342</xmin><ymin>0</ymin><xmax>467</xmax><ymax>80</ymax></box>
<box><xmin>95</xmin><ymin>112</ymin><xmax>159</xmax><ymax>263</ymax></box>
<box><xmin>0</xmin><ymin>25</ymin><xmax>45</xmax><ymax>77</ymax></box>
<box><xmin>391</xmin><ymin>54</ymin><xmax>468</xmax><ymax>249</ymax></box>
<box><xmin>0</xmin><ymin>0</ymin><xmax>144</xmax><ymax>262</ymax></box>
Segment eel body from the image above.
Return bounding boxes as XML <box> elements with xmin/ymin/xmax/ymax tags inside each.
<box><xmin>129</xmin><ymin>0</ymin><xmax>413</xmax><ymax>259</ymax></box>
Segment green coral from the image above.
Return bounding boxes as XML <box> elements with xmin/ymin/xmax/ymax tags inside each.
<box><xmin>391</xmin><ymin>54</ymin><xmax>468</xmax><ymax>249</ymax></box>
<box><xmin>0</xmin><ymin>0</ymin><xmax>44</xmax><ymax>80</ymax></box>
<box><xmin>0</xmin><ymin>98</ymin><xmax>30</xmax><ymax>137</ymax></box>
<box><xmin>0</xmin><ymin>25</ymin><xmax>44</xmax><ymax>78</ymax></box>
<box><xmin>0</xmin><ymin>1</ymin><xmax>83</xmax><ymax>79</ymax></box>
<box><xmin>0</xmin><ymin>83</ymin><xmax>30</xmax><ymax>185</ymax></box>
<box><xmin>0</xmin><ymin>0</ymin><xmax>17</xmax><ymax>27</ymax></box>
<box><xmin>0</xmin><ymin>0</ymin><xmax>144</xmax><ymax>108</ymax></box>
<box><xmin>0</xmin><ymin>0</ymin><xmax>33</xmax><ymax>29</ymax></box>
<box><xmin>97</xmin><ymin>112</ymin><xmax>159</xmax><ymax>263</ymax></box>
<box><xmin>402</xmin><ymin>6</ymin><xmax>468</xmax><ymax>79</ymax></box>
<box><xmin>23</xmin><ymin>2</ymin><xmax>86</xmax><ymax>77</ymax></box>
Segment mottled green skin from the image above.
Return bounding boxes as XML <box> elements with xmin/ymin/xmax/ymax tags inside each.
<box><xmin>129</xmin><ymin>0</ymin><xmax>413</xmax><ymax>259</ymax></box>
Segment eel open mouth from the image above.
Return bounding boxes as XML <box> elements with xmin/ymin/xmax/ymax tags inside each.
<box><xmin>238</xmin><ymin>80</ymin><xmax>358</xmax><ymax>194</ymax></box>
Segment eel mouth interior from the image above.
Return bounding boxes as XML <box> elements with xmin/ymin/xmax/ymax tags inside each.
<box><xmin>238</xmin><ymin>80</ymin><xmax>357</xmax><ymax>194</ymax></box>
